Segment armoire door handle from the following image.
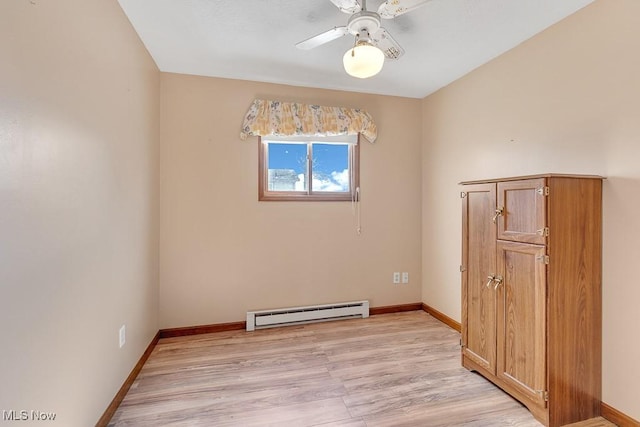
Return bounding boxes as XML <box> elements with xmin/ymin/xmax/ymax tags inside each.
<box><xmin>492</xmin><ymin>207</ymin><xmax>504</xmax><ymax>223</ymax></box>
<box><xmin>486</xmin><ymin>275</ymin><xmax>496</xmax><ymax>288</ymax></box>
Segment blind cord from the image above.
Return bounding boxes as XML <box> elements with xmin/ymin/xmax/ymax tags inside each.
<box><xmin>355</xmin><ymin>187</ymin><xmax>361</xmax><ymax>235</ymax></box>
<box><xmin>350</xmin><ymin>147</ymin><xmax>361</xmax><ymax>235</ymax></box>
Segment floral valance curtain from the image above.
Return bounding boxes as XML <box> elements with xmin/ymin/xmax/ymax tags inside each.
<box><xmin>239</xmin><ymin>99</ymin><xmax>377</xmax><ymax>143</ymax></box>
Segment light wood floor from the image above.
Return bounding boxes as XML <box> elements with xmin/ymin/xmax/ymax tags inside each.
<box><xmin>109</xmin><ymin>311</ymin><xmax>615</xmax><ymax>426</ymax></box>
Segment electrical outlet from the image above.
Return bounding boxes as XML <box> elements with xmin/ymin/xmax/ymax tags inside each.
<box><xmin>393</xmin><ymin>272</ymin><xmax>401</xmax><ymax>284</ymax></box>
<box><xmin>119</xmin><ymin>325</ymin><xmax>126</xmax><ymax>348</ymax></box>
<box><xmin>402</xmin><ymin>272</ymin><xmax>409</xmax><ymax>284</ymax></box>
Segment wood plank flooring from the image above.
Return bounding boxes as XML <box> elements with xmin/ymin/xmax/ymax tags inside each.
<box><xmin>109</xmin><ymin>311</ymin><xmax>615</xmax><ymax>426</ymax></box>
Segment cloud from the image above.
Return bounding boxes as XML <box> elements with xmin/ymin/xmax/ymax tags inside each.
<box><xmin>295</xmin><ymin>173</ymin><xmax>305</xmax><ymax>191</ymax></box>
<box><xmin>294</xmin><ymin>170</ymin><xmax>350</xmax><ymax>192</ymax></box>
<box><xmin>313</xmin><ymin>169</ymin><xmax>349</xmax><ymax>192</ymax></box>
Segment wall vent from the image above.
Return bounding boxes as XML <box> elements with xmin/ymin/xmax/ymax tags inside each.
<box><xmin>246</xmin><ymin>300</ymin><xmax>369</xmax><ymax>331</ymax></box>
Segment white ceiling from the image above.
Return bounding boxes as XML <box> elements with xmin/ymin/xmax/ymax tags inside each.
<box><xmin>117</xmin><ymin>0</ymin><xmax>595</xmax><ymax>99</ymax></box>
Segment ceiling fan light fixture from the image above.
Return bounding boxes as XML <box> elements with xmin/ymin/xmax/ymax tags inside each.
<box><xmin>343</xmin><ymin>42</ymin><xmax>384</xmax><ymax>79</ymax></box>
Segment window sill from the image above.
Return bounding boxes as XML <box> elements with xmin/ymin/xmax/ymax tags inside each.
<box><xmin>259</xmin><ymin>193</ymin><xmax>353</xmax><ymax>202</ymax></box>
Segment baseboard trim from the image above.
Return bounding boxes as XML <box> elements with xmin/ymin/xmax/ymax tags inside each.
<box><xmin>160</xmin><ymin>304</ymin><xmax>424</xmax><ymax>337</ymax></box>
<box><xmin>370</xmin><ymin>302</ymin><xmax>423</xmax><ymax>315</ymax></box>
<box><xmin>422</xmin><ymin>303</ymin><xmax>461</xmax><ymax>332</ymax></box>
<box><xmin>159</xmin><ymin>321</ymin><xmax>246</xmax><ymax>338</ymax></box>
<box><xmin>601</xmin><ymin>401</ymin><xmax>639</xmax><ymax>427</ymax></box>
<box><xmin>96</xmin><ymin>331</ymin><xmax>160</xmax><ymax>427</ymax></box>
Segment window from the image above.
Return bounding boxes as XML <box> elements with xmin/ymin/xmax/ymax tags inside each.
<box><xmin>258</xmin><ymin>135</ymin><xmax>360</xmax><ymax>201</ymax></box>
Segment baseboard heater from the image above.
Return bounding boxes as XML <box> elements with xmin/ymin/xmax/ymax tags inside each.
<box><xmin>246</xmin><ymin>300</ymin><xmax>369</xmax><ymax>331</ymax></box>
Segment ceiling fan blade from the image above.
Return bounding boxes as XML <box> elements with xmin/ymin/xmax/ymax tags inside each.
<box><xmin>329</xmin><ymin>0</ymin><xmax>362</xmax><ymax>14</ymax></box>
<box><xmin>371</xmin><ymin>27</ymin><xmax>405</xmax><ymax>59</ymax></box>
<box><xmin>377</xmin><ymin>0</ymin><xmax>431</xmax><ymax>19</ymax></box>
<box><xmin>296</xmin><ymin>26</ymin><xmax>349</xmax><ymax>50</ymax></box>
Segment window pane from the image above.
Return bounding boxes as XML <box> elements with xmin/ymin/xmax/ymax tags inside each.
<box><xmin>267</xmin><ymin>143</ymin><xmax>307</xmax><ymax>191</ymax></box>
<box><xmin>312</xmin><ymin>143</ymin><xmax>350</xmax><ymax>192</ymax></box>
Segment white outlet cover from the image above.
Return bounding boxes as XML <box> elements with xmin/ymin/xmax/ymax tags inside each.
<box><xmin>402</xmin><ymin>272</ymin><xmax>409</xmax><ymax>284</ymax></box>
<box><xmin>393</xmin><ymin>272</ymin><xmax>401</xmax><ymax>284</ymax></box>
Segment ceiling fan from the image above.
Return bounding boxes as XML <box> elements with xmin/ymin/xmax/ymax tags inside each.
<box><xmin>296</xmin><ymin>0</ymin><xmax>432</xmax><ymax>78</ymax></box>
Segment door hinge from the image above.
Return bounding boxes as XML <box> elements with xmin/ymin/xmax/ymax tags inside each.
<box><xmin>536</xmin><ymin>227</ymin><xmax>549</xmax><ymax>237</ymax></box>
<box><xmin>536</xmin><ymin>186</ymin><xmax>550</xmax><ymax>196</ymax></box>
<box><xmin>460</xmin><ymin>191</ymin><xmax>467</xmax><ymax>198</ymax></box>
<box><xmin>536</xmin><ymin>255</ymin><xmax>550</xmax><ymax>264</ymax></box>
<box><xmin>536</xmin><ymin>390</ymin><xmax>549</xmax><ymax>402</ymax></box>
<box><xmin>460</xmin><ymin>265</ymin><xmax>466</xmax><ymax>272</ymax></box>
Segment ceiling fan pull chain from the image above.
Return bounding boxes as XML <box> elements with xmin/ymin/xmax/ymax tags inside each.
<box><xmin>351</xmin><ymin>33</ymin><xmax>359</xmax><ymax>56</ymax></box>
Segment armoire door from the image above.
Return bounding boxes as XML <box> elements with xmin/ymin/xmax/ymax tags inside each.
<box><xmin>496</xmin><ymin>240</ymin><xmax>547</xmax><ymax>408</ymax></box>
<box><xmin>461</xmin><ymin>183</ymin><xmax>497</xmax><ymax>374</ymax></box>
<box><xmin>496</xmin><ymin>178</ymin><xmax>547</xmax><ymax>244</ymax></box>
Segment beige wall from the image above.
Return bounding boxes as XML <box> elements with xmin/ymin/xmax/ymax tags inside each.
<box><xmin>421</xmin><ymin>0</ymin><xmax>639</xmax><ymax>419</ymax></box>
<box><xmin>0</xmin><ymin>1</ymin><xmax>159</xmax><ymax>425</ymax></box>
<box><xmin>159</xmin><ymin>73</ymin><xmax>422</xmax><ymax>328</ymax></box>
<box><xmin>4</xmin><ymin>0</ymin><xmax>636</xmax><ymax>423</ymax></box>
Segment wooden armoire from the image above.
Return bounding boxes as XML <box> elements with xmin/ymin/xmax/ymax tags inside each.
<box><xmin>460</xmin><ymin>174</ymin><xmax>603</xmax><ymax>427</ymax></box>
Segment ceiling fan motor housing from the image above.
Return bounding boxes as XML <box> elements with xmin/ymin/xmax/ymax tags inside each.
<box><xmin>347</xmin><ymin>11</ymin><xmax>381</xmax><ymax>37</ymax></box>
